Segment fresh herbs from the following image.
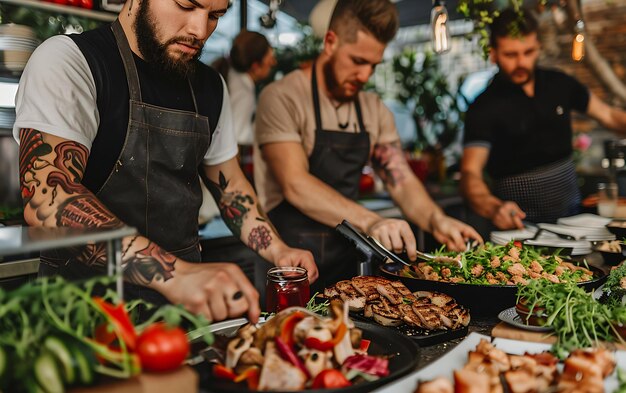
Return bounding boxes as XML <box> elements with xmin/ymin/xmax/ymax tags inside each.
<box><xmin>517</xmin><ymin>279</ymin><xmax>626</xmax><ymax>359</ymax></box>
<box><xmin>599</xmin><ymin>263</ymin><xmax>626</xmax><ymax>308</ymax></box>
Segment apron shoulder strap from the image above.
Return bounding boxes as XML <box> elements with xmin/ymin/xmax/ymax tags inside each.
<box><xmin>111</xmin><ymin>19</ymin><xmax>142</xmax><ymax>102</ymax></box>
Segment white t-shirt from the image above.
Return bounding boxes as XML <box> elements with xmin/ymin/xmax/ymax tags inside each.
<box><xmin>13</xmin><ymin>35</ymin><xmax>237</xmax><ymax>166</ymax></box>
<box><xmin>227</xmin><ymin>69</ymin><xmax>256</xmax><ymax>146</ymax></box>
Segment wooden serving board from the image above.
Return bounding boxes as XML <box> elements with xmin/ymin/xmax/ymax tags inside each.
<box><xmin>492</xmin><ymin>322</ymin><xmax>626</xmax><ymax>350</ymax></box>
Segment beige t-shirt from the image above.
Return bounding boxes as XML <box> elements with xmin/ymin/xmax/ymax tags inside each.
<box><xmin>254</xmin><ymin>68</ymin><xmax>400</xmax><ymax>212</ymax></box>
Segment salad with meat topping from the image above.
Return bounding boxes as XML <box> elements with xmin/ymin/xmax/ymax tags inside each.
<box><xmin>401</xmin><ymin>242</ymin><xmax>594</xmax><ymax>286</ymax></box>
<box><xmin>212</xmin><ymin>300</ymin><xmax>390</xmax><ymax>391</ymax></box>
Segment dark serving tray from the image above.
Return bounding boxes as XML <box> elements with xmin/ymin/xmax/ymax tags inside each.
<box><xmin>201</xmin><ymin>318</ymin><xmax>420</xmax><ymax>393</ymax></box>
<box><xmin>380</xmin><ymin>263</ymin><xmax>607</xmax><ymax>316</ymax></box>
<box><xmin>348</xmin><ymin>312</ymin><xmax>468</xmax><ymax>347</ymax></box>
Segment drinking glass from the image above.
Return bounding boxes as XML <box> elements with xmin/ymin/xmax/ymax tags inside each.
<box><xmin>597</xmin><ymin>182</ymin><xmax>618</xmax><ymax>217</ymax></box>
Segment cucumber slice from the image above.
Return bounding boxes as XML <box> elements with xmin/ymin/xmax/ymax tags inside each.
<box><xmin>34</xmin><ymin>352</ymin><xmax>65</xmax><ymax>393</ymax></box>
<box><xmin>69</xmin><ymin>342</ymin><xmax>94</xmax><ymax>386</ymax></box>
<box><xmin>43</xmin><ymin>337</ymin><xmax>75</xmax><ymax>384</ymax></box>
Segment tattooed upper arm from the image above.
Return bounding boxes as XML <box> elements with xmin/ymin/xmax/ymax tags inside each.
<box><xmin>371</xmin><ymin>142</ymin><xmax>412</xmax><ymax>187</ymax></box>
<box><xmin>19</xmin><ymin>128</ymin><xmax>121</xmax><ymax>228</ymax></box>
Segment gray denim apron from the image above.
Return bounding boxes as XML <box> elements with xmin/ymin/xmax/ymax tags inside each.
<box><xmin>40</xmin><ymin>20</ymin><xmax>211</xmax><ymax>309</ymax></box>
<box><xmin>268</xmin><ymin>62</ymin><xmax>370</xmax><ymax>294</ymax></box>
<box><xmin>492</xmin><ymin>156</ymin><xmax>580</xmax><ymax>224</ymax></box>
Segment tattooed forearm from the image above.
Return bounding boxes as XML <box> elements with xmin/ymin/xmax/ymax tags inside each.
<box><xmin>248</xmin><ymin>225</ymin><xmax>272</xmax><ymax>252</ymax></box>
<box><xmin>123</xmin><ymin>239</ymin><xmax>177</xmax><ymax>286</ymax></box>
<box><xmin>57</xmin><ymin>195</ymin><xmax>121</xmax><ymax>228</ymax></box>
<box><xmin>19</xmin><ymin>128</ymin><xmax>52</xmax><ymax>203</ymax></box>
<box><xmin>371</xmin><ymin>143</ymin><xmax>409</xmax><ymax>187</ymax></box>
<box><xmin>203</xmin><ymin>171</ymin><xmax>254</xmax><ymax>237</ymax></box>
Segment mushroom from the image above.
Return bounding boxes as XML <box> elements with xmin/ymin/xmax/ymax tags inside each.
<box><xmin>293</xmin><ymin>316</ymin><xmax>332</xmax><ymax>344</ymax></box>
<box><xmin>298</xmin><ymin>348</ymin><xmax>333</xmax><ymax>378</ymax></box>
<box><xmin>225</xmin><ymin>335</ymin><xmax>253</xmax><ymax>369</ymax></box>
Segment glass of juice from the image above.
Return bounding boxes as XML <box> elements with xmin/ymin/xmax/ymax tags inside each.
<box><xmin>265</xmin><ymin>266</ymin><xmax>310</xmax><ymax>313</ymax></box>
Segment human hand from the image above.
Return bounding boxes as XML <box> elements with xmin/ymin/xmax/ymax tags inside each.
<box><xmin>271</xmin><ymin>245</ymin><xmax>319</xmax><ymax>283</ymax></box>
<box><xmin>492</xmin><ymin>201</ymin><xmax>526</xmax><ymax>230</ymax></box>
<box><xmin>367</xmin><ymin>218</ymin><xmax>418</xmax><ymax>261</ymax></box>
<box><xmin>157</xmin><ymin>261</ymin><xmax>261</xmax><ymax>323</ymax></box>
<box><xmin>430</xmin><ymin>213</ymin><xmax>484</xmax><ymax>252</ymax></box>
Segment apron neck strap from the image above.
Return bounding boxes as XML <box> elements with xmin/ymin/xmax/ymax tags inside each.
<box><xmin>311</xmin><ymin>60</ymin><xmax>366</xmax><ymax>133</ymax></box>
<box><xmin>111</xmin><ymin>19</ymin><xmax>142</xmax><ymax>102</ymax></box>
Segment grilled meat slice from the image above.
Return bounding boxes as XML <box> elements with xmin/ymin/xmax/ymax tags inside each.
<box><xmin>335</xmin><ymin>280</ymin><xmax>366</xmax><ymax>311</ymax></box>
<box><xmin>376</xmin><ymin>282</ymin><xmax>404</xmax><ymax>305</ymax></box>
<box><xmin>372</xmin><ymin>299</ymin><xmax>403</xmax><ymax>327</ymax></box>
<box><xmin>324</xmin><ymin>285</ymin><xmax>339</xmax><ymax>299</ymax></box>
<box><xmin>411</xmin><ymin>303</ymin><xmax>443</xmax><ymax>330</ymax></box>
<box><xmin>399</xmin><ymin>303</ymin><xmax>424</xmax><ymax>328</ymax></box>
<box><xmin>453</xmin><ymin>369</ymin><xmax>491</xmax><ymax>393</ymax></box>
<box><xmin>350</xmin><ymin>276</ymin><xmax>387</xmax><ymax>301</ymax></box>
<box><xmin>390</xmin><ymin>280</ymin><xmax>416</xmax><ymax>300</ymax></box>
<box><xmin>415</xmin><ymin>376</ymin><xmax>454</xmax><ymax>393</ymax></box>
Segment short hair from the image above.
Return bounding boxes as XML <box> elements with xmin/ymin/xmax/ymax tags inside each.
<box><xmin>489</xmin><ymin>8</ymin><xmax>539</xmax><ymax>48</ymax></box>
<box><xmin>229</xmin><ymin>30</ymin><xmax>271</xmax><ymax>73</ymax></box>
<box><xmin>328</xmin><ymin>0</ymin><xmax>399</xmax><ymax>45</ymax></box>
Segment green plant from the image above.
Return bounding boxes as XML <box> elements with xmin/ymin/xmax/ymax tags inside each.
<box><xmin>0</xmin><ymin>3</ymin><xmax>103</xmax><ymax>41</ymax></box>
<box><xmin>392</xmin><ymin>49</ymin><xmax>463</xmax><ymax>153</ymax></box>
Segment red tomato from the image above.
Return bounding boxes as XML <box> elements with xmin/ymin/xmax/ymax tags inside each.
<box><xmin>136</xmin><ymin>323</ymin><xmax>190</xmax><ymax>372</ymax></box>
<box><xmin>359</xmin><ymin>173</ymin><xmax>375</xmax><ymax>194</ymax></box>
<box><xmin>66</xmin><ymin>0</ymin><xmax>80</xmax><ymax>6</ymax></box>
<box><xmin>94</xmin><ymin>323</ymin><xmax>116</xmax><ymax>347</ymax></box>
<box><xmin>311</xmin><ymin>369</ymin><xmax>352</xmax><ymax>389</ymax></box>
<box><xmin>79</xmin><ymin>0</ymin><xmax>94</xmax><ymax>9</ymax></box>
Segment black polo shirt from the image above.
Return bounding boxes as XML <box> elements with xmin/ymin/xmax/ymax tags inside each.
<box><xmin>463</xmin><ymin>67</ymin><xmax>589</xmax><ymax>179</ymax></box>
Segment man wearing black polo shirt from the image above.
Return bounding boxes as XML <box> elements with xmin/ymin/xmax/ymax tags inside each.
<box><xmin>461</xmin><ymin>8</ymin><xmax>626</xmax><ymax>230</ymax></box>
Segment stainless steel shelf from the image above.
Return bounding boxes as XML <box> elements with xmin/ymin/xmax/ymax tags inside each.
<box><xmin>0</xmin><ymin>225</ymin><xmax>135</xmax><ymax>257</ymax></box>
<box><xmin>0</xmin><ymin>0</ymin><xmax>117</xmax><ymax>22</ymax></box>
<box><xmin>0</xmin><ymin>257</ymin><xmax>39</xmax><ymax>279</ymax></box>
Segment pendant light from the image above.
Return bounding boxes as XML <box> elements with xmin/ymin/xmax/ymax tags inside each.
<box><xmin>431</xmin><ymin>0</ymin><xmax>451</xmax><ymax>54</ymax></box>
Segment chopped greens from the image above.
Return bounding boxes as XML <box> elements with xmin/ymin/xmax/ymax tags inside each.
<box><xmin>402</xmin><ymin>242</ymin><xmax>593</xmax><ymax>286</ymax></box>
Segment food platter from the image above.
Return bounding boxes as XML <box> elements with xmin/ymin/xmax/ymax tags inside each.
<box><xmin>380</xmin><ymin>263</ymin><xmax>607</xmax><ymax>315</ymax></box>
<box><xmin>202</xmin><ymin>318</ymin><xmax>420</xmax><ymax>393</ymax></box>
<box><xmin>372</xmin><ymin>333</ymin><xmax>626</xmax><ymax>393</ymax></box>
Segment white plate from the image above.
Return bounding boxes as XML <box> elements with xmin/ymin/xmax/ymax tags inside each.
<box><xmin>373</xmin><ymin>332</ymin><xmax>625</xmax><ymax>392</ymax></box>
<box><xmin>558</xmin><ymin>214</ymin><xmax>612</xmax><ymax>228</ymax></box>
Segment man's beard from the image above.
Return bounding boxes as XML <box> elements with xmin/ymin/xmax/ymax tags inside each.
<box><xmin>323</xmin><ymin>56</ymin><xmax>363</xmax><ymax>103</ymax></box>
<box><xmin>134</xmin><ymin>0</ymin><xmax>202</xmax><ymax>79</ymax></box>
<box><xmin>500</xmin><ymin>63</ymin><xmax>535</xmax><ymax>86</ymax></box>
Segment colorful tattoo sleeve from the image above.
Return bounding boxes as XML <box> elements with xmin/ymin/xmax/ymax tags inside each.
<box><xmin>371</xmin><ymin>143</ymin><xmax>410</xmax><ymax>187</ymax></box>
<box><xmin>204</xmin><ymin>170</ymin><xmax>254</xmax><ymax>237</ymax></box>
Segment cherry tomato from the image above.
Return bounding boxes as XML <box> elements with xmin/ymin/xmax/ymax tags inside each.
<box><xmin>94</xmin><ymin>323</ymin><xmax>116</xmax><ymax>347</ymax></box>
<box><xmin>80</xmin><ymin>0</ymin><xmax>94</xmax><ymax>9</ymax></box>
<box><xmin>311</xmin><ymin>369</ymin><xmax>352</xmax><ymax>389</ymax></box>
<box><xmin>136</xmin><ymin>323</ymin><xmax>190</xmax><ymax>372</ymax></box>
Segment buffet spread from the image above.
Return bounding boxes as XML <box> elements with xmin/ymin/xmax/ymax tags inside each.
<box><xmin>1</xmin><ymin>215</ymin><xmax>626</xmax><ymax>392</ymax></box>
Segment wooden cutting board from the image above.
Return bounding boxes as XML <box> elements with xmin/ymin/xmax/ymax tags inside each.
<box><xmin>492</xmin><ymin>322</ymin><xmax>626</xmax><ymax>350</ymax></box>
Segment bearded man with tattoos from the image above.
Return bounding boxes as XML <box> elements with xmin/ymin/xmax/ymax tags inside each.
<box><xmin>254</xmin><ymin>0</ymin><xmax>482</xmax><ymax>292</ymax></box>
<box><xmin>13</xmin><ymin>0</ymin><xmax>317</xmax><ymax>323</ymax></box>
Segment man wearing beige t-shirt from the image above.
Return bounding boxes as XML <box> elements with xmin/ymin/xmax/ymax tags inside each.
<box><xmin>254</xmin><ymin>0</ymin><xmax>482</xmax><ymax>291</ymax></box>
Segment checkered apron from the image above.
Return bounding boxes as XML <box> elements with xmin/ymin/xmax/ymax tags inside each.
<box><xmin>492</xmin><ymin>157</ymin><xmax>580</xmax><ymax>224</ymax></box>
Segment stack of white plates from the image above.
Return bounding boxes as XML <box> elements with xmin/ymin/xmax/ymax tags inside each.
<box><xmin>0</xmin><ymin>24</ymin><xmax>40</xmax><ymax>74</ymax></box>
<box><xmin>557</xmin><ymin>213</ymin><xmax>612</xmax><ymax>228</ymax></box>
<box><xmin>537</xmin><ymin>221</ymin><xmax>615</xmax><ymax>242</ymax></box>
<box><xmin>524</xmin><ymin>232</ymin><xmax>592</xmax><ymax>255</ymax></box>
<box><xmin>490</xmin><ymin>227</ymin><xmax>538</xmax><ymax>245</ymax></box>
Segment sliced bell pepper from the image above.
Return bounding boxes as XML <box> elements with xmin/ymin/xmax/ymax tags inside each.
<box><xmin>93</xmin><ymin>297</ymin><xmax>137</xmax><ymax>351</ymax></box>
<box><xmin>279</xmin><ymin>311</ymin><xmax>306</xmax><ymax>348</ymax></box>
<box><xmin>359</xmin><ymin>339</ymin><xmax>371</xmax><ymax>352</ymax></box>
<box><xmin>303</xmin><ymin>322</ymin><xmax>348</xmax><ymax>351</ymax></box>
<box><xmin>213</xmin><ymin>364</ymin><xmax>237</xmax><ymax>381</ymax></box>
<box><xmin>234</xmin><ymin>366</ymin><xmax>260</xmax><ymax>390</ymax></box>
<box><xmin>304</xmin><ymin>337</ymin><xmax>335</xmax><ymax>352</ymax></box>
<box><xmin>275</xmin><ymin>337</ymin><xmax>310</xmax><ymax>378</ymax></box>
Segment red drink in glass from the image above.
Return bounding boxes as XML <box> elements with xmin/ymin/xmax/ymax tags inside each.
<box><xmin>265</xmin><ymin>267</ymin><xmax>310</xmax><ymax>313</ymax></box>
